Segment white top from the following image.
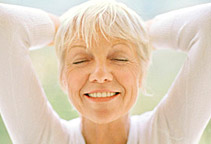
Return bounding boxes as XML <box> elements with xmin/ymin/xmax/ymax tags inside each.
<box><xmin>0</xmin><ymin>3</ymin><xmax>210</xmax><ymax>144</ymax></box>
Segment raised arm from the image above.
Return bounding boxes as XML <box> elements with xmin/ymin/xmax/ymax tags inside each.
<box><xmin>0</xmin><ymin>3</ymin><xmax>69</xmax><ymax>143</ymax></box>
<box><xmin>148</xmin><ymin>3</ymin><xmax>211</xmax><ymax>143</ymax></box>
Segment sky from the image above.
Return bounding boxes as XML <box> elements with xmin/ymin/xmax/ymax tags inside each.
<box><xmin>1</xmin><ymin>0</ymin><xmax>210</xmax><ymax>20</ymax></box>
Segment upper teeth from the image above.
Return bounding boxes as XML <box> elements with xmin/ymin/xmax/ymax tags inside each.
<box><xmin>87</xmin><ymin>92</ymin><xmax>118</xmax><ymax>98</ymax></box>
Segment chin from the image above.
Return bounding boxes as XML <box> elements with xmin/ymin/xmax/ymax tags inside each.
<box><xmin>87</xmin><ymin>111</ymin><xmax>121</xmax><ymax>124</ymax></box>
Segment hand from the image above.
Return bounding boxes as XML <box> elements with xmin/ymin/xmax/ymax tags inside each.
<box><xmin>47</xmin><ymin>13</ymin><xmax>60</xmax><ymax>46</ymax></box>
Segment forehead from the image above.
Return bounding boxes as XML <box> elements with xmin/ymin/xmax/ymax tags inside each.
<box><xmin>68</xmin><ymin>36</ymin><xmax>136</xmax><ymax>53</ymax></box>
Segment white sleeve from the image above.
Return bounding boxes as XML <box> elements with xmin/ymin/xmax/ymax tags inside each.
<box><xmin>148</xmin><ymin>3</ymin><xmax>211</xmax><ymax>143</ymax></box>
<box><xmin>0</xmin><ymin>3</ymin><xmax>70</xmax><ymax>144</ymax></box>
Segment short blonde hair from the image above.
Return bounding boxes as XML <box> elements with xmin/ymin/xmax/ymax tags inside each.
<box><xmin>55</xmin><ymin>0</ymin><xmax>154</xmax><ymax>95</ymax></box>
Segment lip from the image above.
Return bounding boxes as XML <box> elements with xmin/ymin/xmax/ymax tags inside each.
<box><xmin>84</xmin><ymin>93</ymin><xmax>120</xmax><ymax>102</ymax></box>
<box><xmin>85</xmin><ymin>89</ymin><xmax>119</xmax><ymax>94</ymax></box>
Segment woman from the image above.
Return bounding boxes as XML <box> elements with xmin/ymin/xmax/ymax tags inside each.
<box><xmin>0</xmin><ymin>1</ymin><xmax>210</xmax><ymax>144</ymax></box>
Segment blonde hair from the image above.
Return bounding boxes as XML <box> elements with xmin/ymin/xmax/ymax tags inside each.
<box><xmin>55</xmin><ymin>0</ymin><xmax>154</xmax><ymax>95</ymax></box>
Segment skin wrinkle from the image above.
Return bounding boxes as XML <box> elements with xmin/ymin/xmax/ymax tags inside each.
<box><xmin>66</xmin><ymin>40</ymin><xmax>137</xmax><ymax>68</ymax></box>
<box><xmin>55</xmin><ymin>0</ymin><xmax>153</xmax><ymax>96</ymax></box>
<box><xmin>62</xmin><ymin>32</ymin><xmax>143</xmax><ymax>143</ymax></box>
<box><xmin>55</xmin><ymin>2</ymin><xmax>150</xmax><ymax>143</ymax></box>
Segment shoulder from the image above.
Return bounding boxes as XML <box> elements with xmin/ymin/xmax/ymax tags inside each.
<box><xmin>64</xmin><ymin>117</ymin><xmax>86</xmax><ymax>144</ymax></box>
<box><xmin>130</xmin><ymin>111</ymin><xmax>155</xmax><ymax>130</ymax></box>
<box><xmin>65</xmin><ymin>117</ymin><xmax>81</xmax><ymax>131</ymax></box>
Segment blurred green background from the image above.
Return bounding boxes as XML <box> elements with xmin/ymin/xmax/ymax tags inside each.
<box><xmin>0</xmin><ymin>0</ymin><xmax>211</xmax><ymax>143</ymax></box>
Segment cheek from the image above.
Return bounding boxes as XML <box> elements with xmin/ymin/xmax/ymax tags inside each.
<box><xmin>65</xmin><ymin>69</ymin><xmax>89</xmax><ymax>113</ymax></box>
<box><xmin>114</xmin><ymin>64</ymin><xmax>141</xmax><ymax>96</ymax></box>
<box><xmin>113</xmin><ymin>64</ymin><xmax>141</xmax><ymax>88</ymax></box>
<box><xmin>66</xmin><ymin>69</ymin><xmax>87</xmax><ymax>98</ymax></box>
<box><xmin>112</xmin><ymin>65</ymin><xmax>140</xmax><ymax>113</ymax></box>
<box><xmin>66</xmin><ymin>69</ymin><xmax>85</xmax><ymax>87</ymax></box>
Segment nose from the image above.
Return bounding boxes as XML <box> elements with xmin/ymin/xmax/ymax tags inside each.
<box><xmin>89</xmin><ymin>63</ymin><xmax>113</xmax><ymax>83</ymax></box>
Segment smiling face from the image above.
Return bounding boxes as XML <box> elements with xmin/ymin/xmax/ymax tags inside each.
<box><xmin>55</xmin><ymin>2</ymin><xmax>153</xmax><ymax>122</ymax></box>
<box><xmin>62</xmin><ymin>35</ymin><xmax>143</xmax><ymax>124</ymax></box>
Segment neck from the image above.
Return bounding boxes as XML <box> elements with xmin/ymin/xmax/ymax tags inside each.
<box><xmin>81</xmin><ymin>114</ymin><xmax>130</xmax><ymax>144</ymax></box>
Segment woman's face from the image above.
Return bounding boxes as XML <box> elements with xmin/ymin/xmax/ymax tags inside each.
<box><xmin>63</xmin><ymin>36</ymin><xmax>143</xmax><ymax>124</ymax></box>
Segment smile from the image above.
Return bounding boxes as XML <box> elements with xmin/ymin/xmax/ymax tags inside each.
<box><xmin>84</xmin><ymin>92</ymin><xmax>120</xmax><ymax>102</ymax></box>
<box><xmin>84</xmin><ymin>92</ymin><xmax>120</xmax><ymax>98</ymax></box>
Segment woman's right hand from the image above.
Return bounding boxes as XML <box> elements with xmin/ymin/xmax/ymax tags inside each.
<box><xmin>47</xmin><ymin>13</ymin><xmax>60</xmax><ymax>46</ymax></box>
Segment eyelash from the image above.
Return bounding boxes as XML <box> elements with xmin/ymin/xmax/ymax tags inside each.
<box><xmin>72</xmin><ymin>60</ymin><xmax>89</xmax><ymax>64</ymax></box>
<box><xmin>111</xmin><ymin>58</ymin><xmax>128</xmax><ymax>62</ymax></box>
<box><xmin>72</xmin><ymin>59</ymin><xmax>128</xmax><ymax>65</ymax></box>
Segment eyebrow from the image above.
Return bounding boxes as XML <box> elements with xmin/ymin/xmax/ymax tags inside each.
<box><xmin>70</xmin><ymin>45</ymin><xmax>86</xmax><ymax>49</ymax></box>
<box><xmin>112</xmin><ymin>42</ymin><xmax>130</xmax><ymax>48</ymax></box>
<box><xmin>112</xmin><ymin>43</ymin><xmax>133</xmax><ymax>53</ymax></box>
<box><xmin>67</xmin><ymin>42</ymin><xmax>132</xmax><ymax>54</ymax></box>
<box><xmin>67</xmin><ymin>45</ymin><xmax>87</xmax><ymax>54</ymax></box>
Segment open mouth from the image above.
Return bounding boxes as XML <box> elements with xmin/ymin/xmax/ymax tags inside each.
<box><xmin>84</xmin><ymin>92</ymin><xmax>120</xmax><ymax>98</ymax></box>
<box><xmin>84</xmin><ymin>92</ymin><xmax>120</xmax><ymax>102</ymax></box>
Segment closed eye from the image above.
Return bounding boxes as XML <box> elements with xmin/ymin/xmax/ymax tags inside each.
<box><xmin>111</xmin><ymin>58</ymin><xmax>128</xmax><ymax>62</ymax></box>
<box><xmin>73</xmin><ymin>59</ymin><xmax>128</xmax><ymax>64</ymax></box>
<box><xmin>72</xmin><ymin>60</ymin><xmax>89</xmax><ymax>64</ymax></box>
